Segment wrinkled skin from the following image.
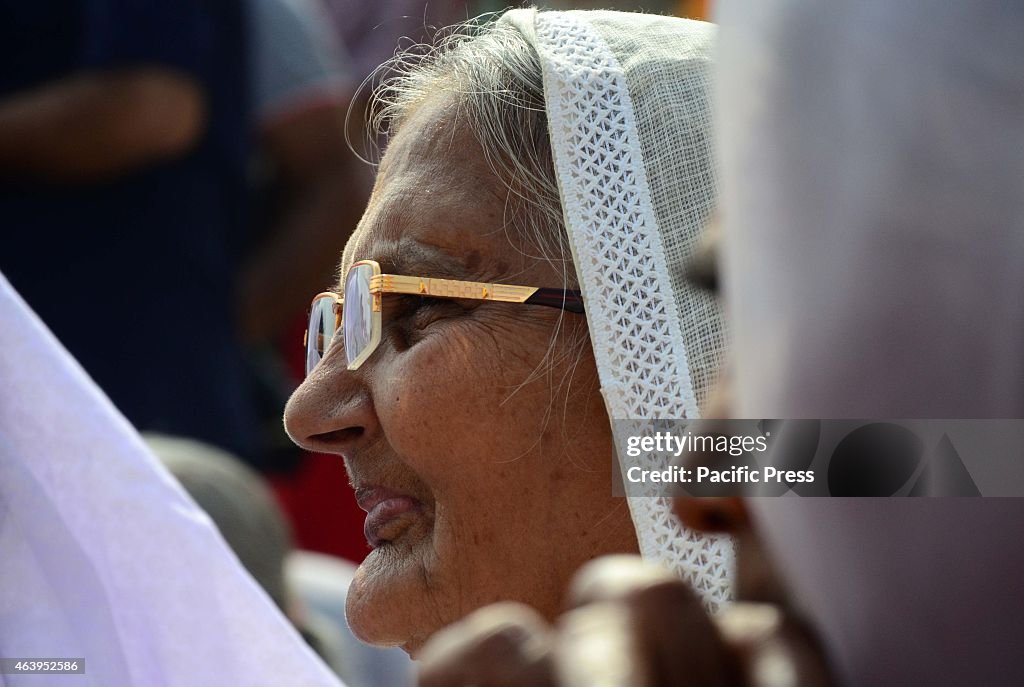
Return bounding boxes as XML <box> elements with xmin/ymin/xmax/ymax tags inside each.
<box><xmin>416</xmin><ymin>376</ymin><xmax>836</xmax><ymax>687</ymax></box>
<box><xmin>283</xmin><ymin>95</ymin><xmax>639</xmax><ymax>655</ymax></box>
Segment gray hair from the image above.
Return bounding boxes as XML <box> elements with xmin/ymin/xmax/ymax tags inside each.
<box><xmin>366</xmin><ymin>16</ymin><xmax>573</xmax><ymax>286</ymax></box>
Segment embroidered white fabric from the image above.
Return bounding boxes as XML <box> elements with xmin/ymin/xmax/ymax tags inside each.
<box><xmin>504</xmin><ymin>9</ymin><xmax>733</xmax><ymax>610</ymax></box>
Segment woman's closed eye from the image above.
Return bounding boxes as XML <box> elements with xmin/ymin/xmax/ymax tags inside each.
<box><xmin>389</xmin><ymin>294</ymin><xmax>470</xmax><ymax>330</ymax></box>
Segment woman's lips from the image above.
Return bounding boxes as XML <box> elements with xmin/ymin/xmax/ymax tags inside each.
<box><xmin>355</xmin><ymin>487</ymin><xmax>424</xmax><ymax>548</ymax></box>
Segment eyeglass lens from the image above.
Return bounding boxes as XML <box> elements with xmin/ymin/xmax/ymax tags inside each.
<box><xmin>305</xmin><ymin>295</ymin><xmax>338</xmax><ymax>376</ymax></box>
<box><xmin>344</xmin><ymin>263</ymin><xmax>374</xmax><ymax>368</ymax></box>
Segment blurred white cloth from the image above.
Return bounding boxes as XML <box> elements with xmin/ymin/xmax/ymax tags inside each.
<box><xmin>717</xmin><ymin>0</ymin><xmax>1024</xmax><ymax>419</ymax></box>
<box><xmin>0</xmin><ymin>272</ymin><xmax>343</xmax><ymax>687</ymax></box>
<box><xmin>716</xmin><ymin>2</ymin><xmax>1024</xmax><ymax>685</ymax></box>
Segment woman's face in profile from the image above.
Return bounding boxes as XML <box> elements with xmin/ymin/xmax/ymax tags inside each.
<box><xmin>284</xmin><ymin>95</ymin><xmax>638</xmax><ymax>654</ymax></box>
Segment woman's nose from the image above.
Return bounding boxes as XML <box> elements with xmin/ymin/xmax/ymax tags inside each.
<box><xmin>283</xmin><ymin>362</ymin><xmax>379</xmax><ymax>456</ymax></box>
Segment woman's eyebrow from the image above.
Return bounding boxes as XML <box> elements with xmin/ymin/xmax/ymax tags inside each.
<box><xmin>332</xmin><ymin>245</ymin><xmax>474</xmax><ymax>293</ymax></box>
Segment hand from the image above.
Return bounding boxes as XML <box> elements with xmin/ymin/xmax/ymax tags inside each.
<box><xmin>418</xmin><ymin>553</ymin><xmax>833</xmax><ymax>687</ymax></box>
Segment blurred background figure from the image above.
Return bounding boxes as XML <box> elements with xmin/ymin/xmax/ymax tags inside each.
<box><xmin>320</xmin><ymin>0</ymin><xmax>472</xmax><ymax>95</ymax></box>
<box><xmin>240</xmin><ymin>0</ymin><xmax>366</xmax><ymax>352</ymax></box>
<box><xmin>0</xmin><ymin>0</ymin><xmax>258</xmax><ymax>459</ymax></box>
<box><xmin>237</xmin><ymin>0</ymin><xmax>374</xmax><ymax>563</ymax></box>
<box><xmin>147</xmin><ymin>433</ymin><xmax>414</xmax><ymax>686</ymax></box>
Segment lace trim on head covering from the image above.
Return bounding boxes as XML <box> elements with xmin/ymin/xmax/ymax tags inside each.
<box><xmin>506</xmin><ymin>9</ymin><xmax>733</xmax><ymax>610</ymax></box>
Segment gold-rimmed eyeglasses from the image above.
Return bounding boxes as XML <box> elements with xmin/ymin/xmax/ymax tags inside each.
<box><xmin>305</xmin><ymin>259</ymin><xmax>585</xmax><ymax>374</ymax></box>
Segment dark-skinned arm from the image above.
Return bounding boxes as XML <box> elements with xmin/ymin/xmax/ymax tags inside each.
<box><xmin>0</xmin><ymin>67</ymin><xmax>205</xmax><ymax>183</ymax></box>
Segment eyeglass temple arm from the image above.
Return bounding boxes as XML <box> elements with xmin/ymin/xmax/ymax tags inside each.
<box><xmin>370</xmin><ymin>275</ymin><xmax>585</xmax><ymax>314</ymax></box>
<box><xmin>524</xmin><ymin>288</ymin><xmax>585</xmax><ymax>314</ymax></box>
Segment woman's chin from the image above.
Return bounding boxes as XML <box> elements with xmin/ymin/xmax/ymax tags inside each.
<box><xmin>345</xmin><ymin>544</ymin><xmax>438</xmax><ymax>651</ymax></box>
<box><xmin>344</xmin><ymin>588</ymin><xmax>431</xmax><ymax>656</ymax></box>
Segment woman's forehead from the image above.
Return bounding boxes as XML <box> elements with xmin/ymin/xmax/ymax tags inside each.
<box><xmin>375</xmin><ymin>95</ymin><xmax>487</xmax><ymax>191</ymax></box>
<box><xmin>339</xmin><ymin>187</ymin><xmax>509</xmax><ymax>284</ymax></box>
<box><xmin>338</xmin><ymin>96</ymin><xmax>518</xmax><ymax>283</ymax></box>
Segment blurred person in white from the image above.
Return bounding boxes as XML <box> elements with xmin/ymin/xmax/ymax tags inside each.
<box><xmin>0</xmin><ymin>272</ymin><xmax>343</xmax><ymax>687</ymax></box>
<box><xmin>414</xmin><ymin>2</ymin><xmax>1024</xmax><ymax>686</ymax></box>
<box><xmin>716</xmin><ymin>1</ymin><xmax>1024</xmax><ymax>685</ymax></box>
<box><xmin>145</xmin><ymin>433</ymin><xmax>348</xmax><ymax>680</ymax></box>
<box><xmin>147</xmin><ymin>433</ymin><xmax>415</xmax><ymax>686</ymax></box>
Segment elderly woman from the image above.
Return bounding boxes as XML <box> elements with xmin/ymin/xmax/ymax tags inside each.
<box><xmin>284</xmin><ymin>8</ymin><xmax>731</xmax><ymax>654</ymax></box>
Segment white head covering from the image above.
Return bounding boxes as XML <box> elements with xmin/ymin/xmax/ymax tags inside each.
<box><xmin>0</xmin><ymin>273</ymin><xmax>342</xmax><ymax>687</ymax></box>
<box><xmin>502</xmin><ymin>9</ymin><xmax>733</xmax><ymax>610</ymax></box>
<box><xmin>717</xmin><ymin>1</ymin><xmax>1024</xmax><ymax>684</ymax></box>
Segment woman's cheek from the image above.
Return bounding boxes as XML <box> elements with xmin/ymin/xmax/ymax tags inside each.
<box><xmin>375</xmin><ymin>315</ymin><xmax>556</xmax><ymax>478</ymax></box>
<box><xmin>374</xmin><ymin>326</ymin><xmax>497</xmax><ymax>471</ymax></box>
